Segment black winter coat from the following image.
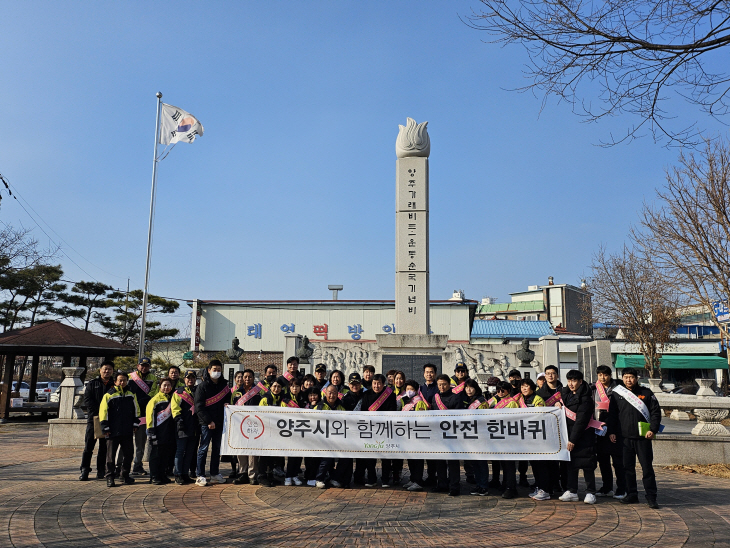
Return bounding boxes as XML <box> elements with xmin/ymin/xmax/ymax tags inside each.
<box><xmin>607</xmin><ymin>384</ymin><xmax>662</xmax><ymax>439</ymax></box>
<box><xmin>194</xmin><ymin>376</ymin><xmax>230</xmax><ymax>426</ymax></box>
<box><xmin>560</xmin><ymin>382</ymin><xmax>596</xmax><ymax>469</ymax></box>
<box><xmin>429</xmin><ymin>389</ymin><xmax>463</xmax><ymax>410</ymax></box>
<box><xmin>360</xmin><ymin>387</ymin><xmax>397</xmax><ymax>411</ymax></box>
<box><xmin>83</xmin><ymin>376</ymin><xmax>114</xmax><ymax>422</ymax></box>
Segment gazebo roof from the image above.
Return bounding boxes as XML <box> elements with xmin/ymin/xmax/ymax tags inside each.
<box><xmin>0</xmin><ymin>321</ymin><xmax>136</xmax><ymax>356</ymax></box>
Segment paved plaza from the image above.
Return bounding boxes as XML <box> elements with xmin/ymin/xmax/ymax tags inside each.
<box><xmin>1</xmin><ymin>424</ymin><xmax>729</xmax><ymax>548</ymax></box>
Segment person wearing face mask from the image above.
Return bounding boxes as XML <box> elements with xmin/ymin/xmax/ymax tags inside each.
<box><xmin>193</xmin><ymin>359</ymin><xmax>229</xmax><ymax>487</ymax></box>
<box><xmin>400</xmin><ymin>379</ymin><xmax>429</xmax><ymax>492</ymax></box>
<box><xmin>171</xmin><ymin>370</ymin><xmax>199</xmax><ymax>485</ymax></box>
<box><xmin>146</xmin><ymin>378</ymin><xmax>176</xmax><ymax>485</ymax></box>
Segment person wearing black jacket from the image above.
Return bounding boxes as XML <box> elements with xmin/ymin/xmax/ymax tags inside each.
<box><xmin>358</xmin><ymin>374</ymin><xmax>397</xmax><ymax>487</ymax></box>
<box><xmin>79</xmin><ymin>360</ymin><xmax>115</xmax><ymax>480</ymax></box>
<box><xmin>342</xmin><ymin>373</ymin><xmax>364</xmax><ymax>411</ymax></box>
<box><xmin>537</xmin><ymin>365</ymin><xmax>566</xmax><ymax>494</ymax></box>
<box><xmin>592</xmin><ymin>365</ymin><xmax>626</xmax><ymax>499</ymax></box>
<box><xmin>193</xmin><ymin>359</ymin><xmax>229</xmax><ymax>487</ymax></box>
<box><xmin>608</xmin><ymin>367</ymin><xmax>662</xmax><ymax>509</ymax></box>
<box><xmin>419</xmin><ymin>363</ymin><xmax>439</xmax><ymax>487</ymax></box>
<box><xmin>123</xmin><ymin>357</ymin><xmax>158</xmax><ymax>476</ymax></box>
<box><xmin>171</xmin><ymin>370</ymin><xmax>198</xmax><ymax>484</ymax></box>
<box><xmin>557</xmin><ymin>370</ymin><xmax>597</xmax><ymax>504</ymax></box>
<box><xmin>428</xmin><ymin>374</ymin><xmax>465</xmax><ymax>497</ymax></box>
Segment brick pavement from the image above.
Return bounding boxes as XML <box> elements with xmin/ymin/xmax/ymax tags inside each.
<box><xmin>1</xmin><ymin>424</ymin><xmax>729</xmax><ymax>547</ymax></box>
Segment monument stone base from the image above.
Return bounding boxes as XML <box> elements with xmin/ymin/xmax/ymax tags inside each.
<box><xmin>373</xmin><ymin>334</ymin><xmax>449</xmax><ymax>376</ymax></box>
<box><xmin>47</xmin><ymin>418</ymin><xmax>87</xmax><ymax>447</ymax></box>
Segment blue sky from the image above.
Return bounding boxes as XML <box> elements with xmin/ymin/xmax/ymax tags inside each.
<box><xmin>1</xmin><ymin>2</ymin><xmax>725</xmax><ymax>312</ymax></box>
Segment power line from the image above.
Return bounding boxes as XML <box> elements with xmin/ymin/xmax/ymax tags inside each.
<box><xmin>0</xmin><ymin>173</ymin><xmax>132</xmax><ymax>283</ymax></box>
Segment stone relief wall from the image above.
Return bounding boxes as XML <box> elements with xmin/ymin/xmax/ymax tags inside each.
<box><xmin>310</xmin><ymin>341</ymin><xmax>545</xmax><ymax>381</ymax></box>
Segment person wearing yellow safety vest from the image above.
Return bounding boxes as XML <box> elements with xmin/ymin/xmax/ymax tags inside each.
<box><xmin>171</xmin><ymin>370</ymin><xmax>198</xmax><ymax>484</ymax></box>
<box><xmin>487</xmin><ymin>381</ymin><xmax>519</xmax><ymax>498</ymax></box>
<box><xmin>313</xmin><ymin>384</ymin><xmax>347</xmax><ymax>489</ymax></box>
<box><xmin>146</xmin><ymin>378</ymin><xmax>176</xmax><ymax>485</ymax></box>
<box><xmin>257</xmin><ymin>378</ymin><xmax>284</xmax><ymax>486</ymax></box>
<box><xmin>99</xmin><ymin>371</ymin><xmax>140</xmax><ymax>488</ymax></box>
<box><xmin>167</xmin><ymin>365</ymin><xmax>185</xmax><ymax>389</ymax></box>
<box><xmin>231</xmin><ymin>369</ymin><xmax>263</xmax><ymax>486</ymax></box>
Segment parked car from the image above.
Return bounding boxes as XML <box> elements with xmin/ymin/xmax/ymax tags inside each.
<box><xmin>35</xmin><ymin>381</ymin><xmax>60</xmax><ymax>402</ymax></box>
<box><xmin>50</xmin><ymin>385</ymin><xmax>61</xmax><ymax>403</ymax></box>
<box><xmin>10</xmin><ymin>381</ymin><xmax>30</xmax><ymax>401</ymax></box>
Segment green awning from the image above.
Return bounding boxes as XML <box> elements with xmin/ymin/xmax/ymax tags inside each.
<box><xmin>614</xmin><ymin>354</ymin><xmax>728</xmax><ymax>370</ymax></box>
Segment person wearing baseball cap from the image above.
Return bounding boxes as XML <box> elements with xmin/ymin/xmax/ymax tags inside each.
<box><xmin>123</xmin><ymin>356</ymin><xmax>158</xmax><ymax>476</ymax></box>
<box><xmin>313</xmin><ymin>364</ymin><xmax>327</xmax><ymax>391</ymax></box>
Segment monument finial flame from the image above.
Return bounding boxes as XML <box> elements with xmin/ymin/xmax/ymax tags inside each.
<box><xmin>396</xmin><ymin>117</ymin><xmax>430</xmax><ymax>158</ymax></box>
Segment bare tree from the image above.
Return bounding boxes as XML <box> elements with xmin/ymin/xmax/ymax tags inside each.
<box><xmin>465</xmin><ymin>0</ymin><xmax>730</xmax><ymax>146</ymax></box>
<box><xmin>636</xmin><ymin>137</ymin><xmax>730</xmax><ymax>390</ymax></box>
<box><xmin>586</xmin><ymin>245</ymin><xmax>682</xmax><ymax>378</ymax></box>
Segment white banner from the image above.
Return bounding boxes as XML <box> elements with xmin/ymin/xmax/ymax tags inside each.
<box><xmin>221</xmin><ymin>406</ymin><xmax>570</xmax><ymax>461</ymax></box>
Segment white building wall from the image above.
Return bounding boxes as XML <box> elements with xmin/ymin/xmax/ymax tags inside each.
<box><xmin>197</xmin><ymin>303</ymin><xmax>472</xmax><ymax>353</ymax></box>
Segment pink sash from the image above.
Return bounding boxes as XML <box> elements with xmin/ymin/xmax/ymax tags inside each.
<box><xmin>368</xmin><ymin>387</ymin><xmax>393</xmax><ymax>411</ymax></box>
<box><xmin>156</xmin><ymin>401</ymin><xmax>172</xmax><ymax>426</ymax></box>
<box><xmin>205</xmin><ymin>385</ymin><xmax>230</xmax><ymax>407</ymax></box>
<box><xmin>130</xmin><ymin>371</ymin><xmax>151</xmax><ymax>394</ymax></box>
<box><xmin>494</xmin><ymin>394</ymin><xmax>518</xmax><ymax>409</ymax></box>
<box><xmin>545</xmin><ymin>391</ymin><xmax>562</xmax><ymax>406</ymax></box>
<box><xmin>237</xmin><ymin>384</ymin><xmax>263</xmax><ymax>406</ymax></box>
<box><xmin>434</xmin><ymin>393</ymin><xmax>448</xmax><ymax>410</ymax></box>
<box><xmin>452</xmin><ymin>382</ymin><xmax>466</xmax><ymax>394</ymax></box>
<box><xmin>284</xmin><ymin>399</ymin><xmax>301</xmax><ymax>408</ymax></box>
<box><xmin>283</xmin><ymin>370</ymin><xmax>295</xmax><ymax>382</ymax></box>
<box><xmin>179</xmin><ymin>390</ymin><xmax>195</xmax><ymax>414</ymax></box>
<box><xmin>564</xmin><ymin>406</ymin><xmax>605</xmax><ymax>431</ymax></box>
<box><xmin>403</xmin><ymin>394</ymin><xmax>429</xmax><ymax>411</ymax></box>
<box><xmin>515</xmin><ymin>394</ymin><xmax>528</xmax><ymax>408</ymax></box>
<box><xmin>595</xmin><ymin>382</ymin><xmax>610</xmax><ymax>411</ymax></box>
<box><xmin>468</xmin><ymin>397</ymin><xmax>486</xmax><ymax>410</ymax></box>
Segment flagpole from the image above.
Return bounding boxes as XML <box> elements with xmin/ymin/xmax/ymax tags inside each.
<box><xmin>138</xmin><ymin>91</ymin><xmax>163</xmax><ymax>360</ymax></box>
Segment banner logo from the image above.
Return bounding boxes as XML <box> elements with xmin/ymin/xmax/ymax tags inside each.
<box><xmin>240</xmin><ymin>414</ymin><xmax>265</xmax><ymax>440</ymax></box>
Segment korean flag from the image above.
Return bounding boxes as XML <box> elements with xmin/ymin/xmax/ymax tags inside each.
<box><xmin>159</xmin><ymin>103</ymin><xmax>205</xmax><ymax>145</ymax></box>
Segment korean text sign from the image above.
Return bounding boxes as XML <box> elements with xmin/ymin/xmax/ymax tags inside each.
<box><xmin>221</xmin><ymin>407</ymin><xmax>570</xmax><ymax>461</ymax></box>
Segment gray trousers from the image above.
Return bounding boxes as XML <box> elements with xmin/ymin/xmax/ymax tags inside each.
<box><xmin>237</xmin><ymin>455</ymin><xmax>259</xmax><ymax>480</ymax></box>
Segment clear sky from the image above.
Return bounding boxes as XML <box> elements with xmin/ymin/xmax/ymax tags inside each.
<box><xmin>1</xmin><ymin>2</ymin><xmax>725</xmax><ymax>313</ymax></box>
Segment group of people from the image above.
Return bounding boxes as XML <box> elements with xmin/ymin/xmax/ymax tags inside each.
<box><xmin>79</xmin><ymin>355</ymin><xmax>662</xmax><ymax>508</ymax></box>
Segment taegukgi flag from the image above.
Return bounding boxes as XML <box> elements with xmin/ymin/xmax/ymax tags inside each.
<box><xmin>159</xmin><ymin>103</ymin><xmax>204</xmax><ymax>145</ymax></box>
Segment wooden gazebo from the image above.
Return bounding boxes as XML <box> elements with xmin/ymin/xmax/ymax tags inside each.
<box><xmin>0</xmin><ymin>321</ymin><xmax>135</xmax><ymax>420</ymax></box>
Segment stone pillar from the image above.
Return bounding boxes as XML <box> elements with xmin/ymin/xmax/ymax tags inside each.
<box><xmin>539</xmin><ymin>336</ymin><xmax>559</xmax><ymax>373</ymax></box>
<box><xmin>691</xmin><ymin>409</ymin><xmax>730</xmax><ymax>436</ymax></box>
<box><xmin>696</xmin><ymin>378</ymin><xmax>715</xmax><ymax>396</ymax></box>
<box><xmin>284</xmin><ymin>333</ymin><xmax>303</xmax><ymax>370</ymax></box>
<box><xmin>58</xmin><ymin>366</ymin><xmax>85</xmax><ymax>419</ymax></box>
<box><xmin>647</xmin><ymin>378</ymin><xmax>663</xmax><ymax>393</ymax></box>
<box><xmin>395</xmin><ymin>118</ymin><xmax>430</xmax><ymax>335</ymax></box>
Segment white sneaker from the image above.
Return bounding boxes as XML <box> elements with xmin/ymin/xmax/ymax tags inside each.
<box><xmin>330</xmin><ymin>480</ymin><xmax>342</xmax><ymax>488</ymax></box>
<box><xmin>613</xmin><ymin>493</ymin><xmax>627</xmax><ymax>500</ymax></box>
<box><xmin>307</xmin><ymin>480</ymin><xmax>317</xmax><ymax>487</ymax></box>
<box><xmin>559</xmin><ymin>490</ymin><xmax>579</xmax><ymax>502</ymax></box>
<box><xmin>533</xmin><ymin>489</ymin><xmax>551</xmax><ymax>501</ymax></box>
<box><xmin>584</xmin><ymin>493</ymin><xmax>597</xmax><ymax>504</ymax></box>
<box><xmin>596</xmin><ymin>490</ymin><xmax>614</xmax><ymax>497</ymax></box>
<box><xmin>381</xmin><ymin>482</ymin><xmax>391</xmax><ymax>488</ymax></box>
<box><xmin>528</xmin><ymin>488</ymin><xmax>539</xmax><ymax>498</ymax></box>
<box><xmin>209</xmin><ymin>474</ymin><xmax>225</xmax><ymax>485</ymax></box>
<box><xmin>292</xmin><ymin>476</ymin><xmax>302</xmax><ymax>486</ymax></box>
<box><xmin>284</xmin><ymin>478</ymin><xmax>293</xmax><ymax>486</ymax></box>
<box><xmin>273</xmin><ymin>466</ymin><xmax>286</xmax><ymax>478</ymax></box>
<box><xmin>403</xmin><ymin>481</ymin><xmax>413</xmax><ymax>489</ymax></box>
<box><xmin>364</xmin><ymin>482</ymin><xmax>377</xmax><ymax>487</ymax></box>
<box><xmin>195</xmin><ymin>476</ymin><xmax>208</xmax><ymax>487</ymax></box>
<box><xmin>407</xmin><ymin>482</ymin><xmax>423</xmax><ymax>491</ymax></box>
<box><xmin>316</xmin><ymin>481</ymin><xmax>326</xmax><ymax>489</ymax></box>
